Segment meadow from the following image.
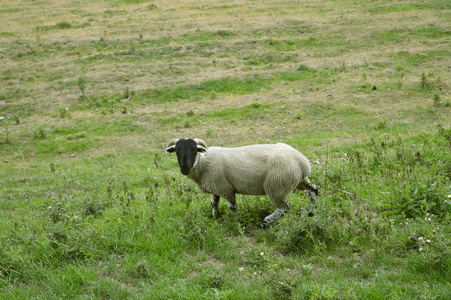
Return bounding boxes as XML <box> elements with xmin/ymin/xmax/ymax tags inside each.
<box><xmin>1</xmin><ymin>0</ymin><xmax>450</xmax><ymax>298</ymax></box>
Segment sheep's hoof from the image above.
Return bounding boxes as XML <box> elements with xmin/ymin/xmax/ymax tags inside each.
<box><xmin>212</xmin><ymin>210</ymin><xmax>221</xmax><ymax>218</ymax></box>
<box><xmin>258</xmin><ymin>220</ymin><xmax>270</xmax><ymax>229</ymax></box>
<box><xmin>284</xmin><ymin>203</ymin><xmax>290</xmax><ymax>213</ymax></box>
<box><xmin>312</xmin><ymin>184</ymin><xmax>319</xmax><ymax>196</ymax></box>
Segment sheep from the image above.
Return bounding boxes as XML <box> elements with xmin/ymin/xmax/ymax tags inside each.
<box><xmin>166</xmin><ymin>138</ymin><xmax>318</xmax><ymax>225</ymax></box>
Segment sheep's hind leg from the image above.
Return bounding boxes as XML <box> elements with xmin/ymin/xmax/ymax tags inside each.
<box><xmin>297</xmin><ymin>178</ymin><xmax>319</xmax><ymax>216</ymax></box>
<box><xmin>223</xmin><ymin>193</ymin><xmax>238</xmax><ymax>212</ymax></box>
<box><xmin>211</xmin><ymin>193</ymin><xmax>237</xmax><ymax>218</ymax></box>
<box><xmin>260</xmin><ymin>173</ymin><xmax>293</xmax><ymax>227</ymax></box>
<box><xmin>211</xmin><ymin>195</ymin><xmax>221</xmax><ymax>218</ymax></box>
<box><xmin>259</xmin><ymin>203</ymin><xmax>290</xmax><ymax>227</ymax></box>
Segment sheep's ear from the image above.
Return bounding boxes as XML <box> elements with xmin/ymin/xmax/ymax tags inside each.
<box><xmin>194</xmin><ymin>139</ymin><xmax>208</xmax><ymax>150</ymax></box>
<box><xmin>166</xmin><ymin>145</ymin><xmax>176</xmax><ymax>154</ymax></box>
<box><xmin>166</xmin><ymin>139</ymin><xmax>179</xmax><ymax>154</ymax></box>
<box><xmin>197</xmin><ymin>145</ymin><xmax>207</xmax><ymax>153</ymax></box>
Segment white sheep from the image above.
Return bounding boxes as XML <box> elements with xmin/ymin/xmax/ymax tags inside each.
<box><xmin>166</xmin><ymin>138</ymin><xmax>318</xmax><ymax>225</ymax></box>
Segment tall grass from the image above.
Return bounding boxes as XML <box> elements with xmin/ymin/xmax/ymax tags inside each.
<box><xmin>1</xmin><ymin>130</ymin><xmax>450</xmax><ymax>298</ymax></box>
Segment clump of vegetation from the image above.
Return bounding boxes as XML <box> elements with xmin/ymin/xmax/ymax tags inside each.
<box><xmin>78</xmin><ymin>76</ymin><xmax>87</xmax><ymax>100</ymax></box>
<box><xmin>146</xmin><ymin>4</ymin><xmax>157</xmax><ymax>10</ymax></box>
<box><xmin>54</xmin><ymin>107</ymin><xmax>71</xmax><ymax>119</ymax></box>
<box><xmin>55</xmin><ymin>21</ymin><xmax>72</xmax><ymax>29</ymax></box>
<box><xmin>0</xmin><ymin>117</ymin><xmax>11</xmax><ymax>144</ymax></box>
<box><xmin>33</xmin><ymin>125</ymin><xmax>46</xmax><ymax>139</ymax></box>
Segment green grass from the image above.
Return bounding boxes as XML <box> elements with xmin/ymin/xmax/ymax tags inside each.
<box><xmin>395</xmin><ymin>49</ymin><xmax>451</xmax><ymax>65</ymax></box>
<box><xmin>0</xmin><ymin>8</ymin><xmax>21</xmax><ymax>14</ymax></box>
<box><xmin>1</xmin><ymin>131</ymin><xmax>451</xmax><ymax>298</ymax></box>
<box><xmin>135</xmin><ymin>66</ymin><xmax>331</xmax><ymax>104</ymax></box>
<box><xmin>371</xmin><ymin>24</ymin><xmax>450</xmax><ymax>44</ymax></box>
<box><xmin>366</xmin><ymin>1</ymin><xmax>451</xmax><ymax>13</ymax></box>
<box><xmin>1</xmin><ymin>0</ymin><xmax>451</xmax><ymax>298</ymax></box>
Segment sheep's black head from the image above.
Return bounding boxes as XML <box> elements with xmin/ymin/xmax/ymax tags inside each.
<box><xmin>166</xmin><ymin>138</ymin><xmax>208</xmax><ymax>175</ymax></box>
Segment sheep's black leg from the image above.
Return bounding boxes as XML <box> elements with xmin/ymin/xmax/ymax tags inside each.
<box><xmin>211</xmin><ymin>195</ymin><xmax>220</xmax><ymax>218</ymax></box>
<box><xmin>305</xmin><ymin>183</ymin><xmax>318</xmax><ymax>217</ymax></box>
<box><xmin>306</xmin><ymin>183</ymin><xmax>319</xmax><ymax>205</ymax></box>
<box><xmin>297</xmin><ymin>178</ymin><xmax>319</xmax><ymax>217</ymax></box>
<box><xmin>224</xmin><ymin>194</ymin><xmax>238</xmax><ymax>212</ymax></box>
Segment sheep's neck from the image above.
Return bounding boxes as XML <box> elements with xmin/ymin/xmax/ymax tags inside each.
<box><xmin>187</xmin><ymin>154</ymin><xmax>202</xmax><ymax>184</ymax></box>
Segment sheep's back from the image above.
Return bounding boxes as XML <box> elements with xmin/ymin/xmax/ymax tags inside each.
<box><xmin>203</xmin><ymin>144</ymin><xmax>310</xmax><ymax>195</ymax></box>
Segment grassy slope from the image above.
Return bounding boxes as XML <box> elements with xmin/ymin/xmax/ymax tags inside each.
<box><xmin>1</xmin><ymin>0</ymin><xmax>451</xmax><ymax>299</ymax></box>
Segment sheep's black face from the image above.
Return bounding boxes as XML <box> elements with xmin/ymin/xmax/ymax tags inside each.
<box><xmin>175</xmin><ymin>139</ymin><xmax>198</xmax><ymax>175</ymax></box>
<box><xmin>166</xmin><ymin>139</ymin><xmax>206</xmax><ymax>175</ymax></box>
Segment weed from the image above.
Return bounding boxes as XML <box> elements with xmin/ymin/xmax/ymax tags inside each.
<box><xmin>437</xmin><ymin>124</ymin><xmax>451</xmax><ymax>149</ymax></box>
<box><xmin>216</xmin><ymin>30</ymin><xmax>234</xmax><ymax>37</ymax></box>
<box><xmin>56</xmin><ymin>21</ymin><xmax>72</xmax><ymax>29</ymax></box>
<box><xmin>154</xmin><ymin>153</ymin><xmax>173</xmax><ymax>201</ymax></box>
<box><xmin>116</xmin><ymin>181</ymin><xmax>135</xmax><ymax>216</ymax></box>
<box><xmin>263</xmin><ymin>262</ymin><xmax>302</xmax><ymax>300</ymax></box>
<box><xmin>340</xmin><ymin>61</ymin><xmax>347</xmax><ymax>72</ymax></box>
<box><xmin>432</xmin><ymin>93</ymin><xmax>442</xmax><ymax>107</ymax></box>
<box><xmin>77</xmin><ymin>76</ymin><xmax>86</xmax><ymax>97</ymax></box>
<box><xmin>250</xmin><ymin>101</ymin><xmax>262</xmax><ymax>108</ymax></box>
<box><xmin>81</xmin><ymin>196</ymin><xmax>108</xmax><ymax>217</ymax></box>
<box><xmin>147</xmin><ymin>3</ymin><xmax>157</xmax><ymax>10</ymax></box>
<box><xmin>375</xmin><ymin>120</ymin><xmax>388</xmax><ymax>130</ymax></box>
<box><xmin>184</xmin><ymin>119</ymin><xmax>191</xmax><ymax>128</ymax></box>
<box><xmin>419</xmin><ymin>72</ymin><xmax>446</xmax><ymax>92</ymax></box>
<box><xmin>33</xmin><ymin>125</ymin><xmax>46</xmax><ymax>139</ymax></box>
<box><xmin>186</xmin><ymin>109</ymin><xmax>194</xmax><ymax>117</ymax></box>
<box><xmin>421</xmin><ymin>72</ymin><xmax>431</xmax><ymax>90</ymax></box>
<box><xmin>195</xmin><ymin>266</ymin><xmax>225</xmax><ymax>289</ymax></box>
<box><xmin>0</xmin><ymin>117</ymin><xmax>11</xmax><ymax>144</ymax></box>
<box><xmin>54</xmin><ymin>107</ymin><xmax>71</xmax><ymax>119</ymax></box>
<box><xmin>134</xmin><ymin>260</ymin><xmax>149</xmax><ymax>278</ymax></box>
<box><xmin>272</xmin><ymin>209</ymin><xmax>330</xmax><ymax>255</ymax></box>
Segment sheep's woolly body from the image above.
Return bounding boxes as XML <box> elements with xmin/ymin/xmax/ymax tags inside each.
<box><xmin>167</xmin><ymin>139</ymin><xmax>318</xmax><ymax>225</ymax></box>
<box><xmin>188</xmin><ymin>143</ymin><xmax>311</xmax><ymax>209</ymax></box>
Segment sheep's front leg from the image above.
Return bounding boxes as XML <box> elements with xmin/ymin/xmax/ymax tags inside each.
<box><xmin>211</xmin><ymin>195</ymin><xmax>220</xmax><ymax>218</ymax></box>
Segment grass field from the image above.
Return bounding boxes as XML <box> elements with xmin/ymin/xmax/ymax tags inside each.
<box><xmin>1</xmin><ymin>0</ymin><xmax>451</xmax><ymax>299</ymax></box>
